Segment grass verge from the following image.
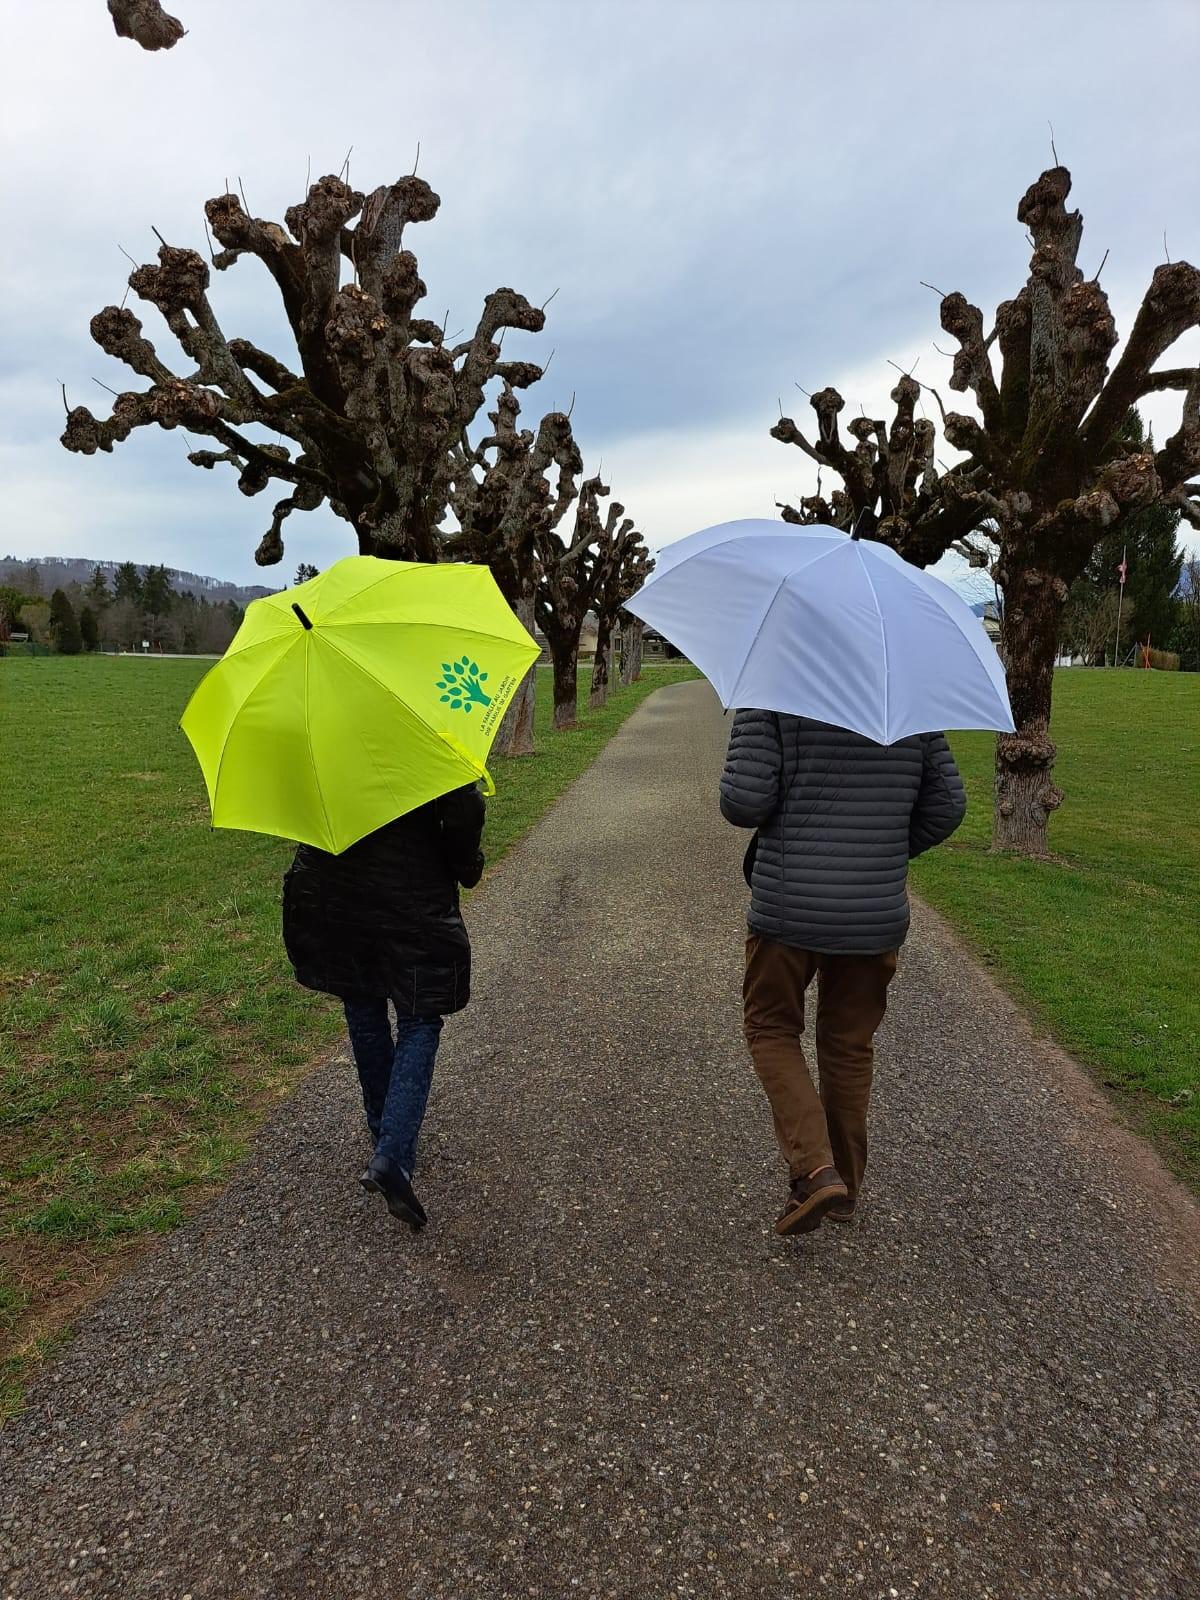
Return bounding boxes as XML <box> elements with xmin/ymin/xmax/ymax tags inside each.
<box><xmin>912</xmin><ymin>669</ymin><xmax>1199</xmax><ymax>1185</ymax></box>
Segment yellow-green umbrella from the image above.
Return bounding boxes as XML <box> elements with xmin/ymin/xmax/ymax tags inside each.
<box><xmin>180</xmin><ymin>556</ymin><xmax>539</xmax><ymax>854</ymax></box>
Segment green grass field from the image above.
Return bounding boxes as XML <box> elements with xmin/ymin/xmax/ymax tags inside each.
<box><xmin>0</xmin><ymin>652</ymin><xmax>697</xmax><ymax>1414</ymax></box>
<box><xmin>913</xmin><ymin>669</ymin><xmax>1199</xmax><ymax>1182</ymax></box>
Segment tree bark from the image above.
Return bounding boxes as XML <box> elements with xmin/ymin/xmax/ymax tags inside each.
<box><xmin>496</xmin><ymin>668</ymin><xmax>536</xmax><ymax>756</ymax></box>
<box><xmin>590</xmin><ymin>615</ymin><xmax>613</xmax><ymax>708</ymax></box>
<box><xmin>551</xmin><ymin>634</ymin><xmax>581</xmax><ymax>729</ymax></box>
<box><xmin>620</xmin><ymin>615</ymin><xmax>644</xmax><ymax>684</ymax></box>
<box><xmin>493</xmin><ymin>593</ymin><xmax>538</xmax><ymax>757</ymax></box>
<box><xmin>108</xmin><ymin>0</ymin><xmax>184</xmax><ymax>49</ymax></box>
<box><xmin>992</xmin><ymin>566</ymin><xmax>1069</xmax><ymax>853</ymax></box>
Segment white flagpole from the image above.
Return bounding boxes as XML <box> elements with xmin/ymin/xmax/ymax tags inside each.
<box><xmin>1113</xmin><ymin>544</ymin><xmax>1126</xmax><ymax>667</ymax></box>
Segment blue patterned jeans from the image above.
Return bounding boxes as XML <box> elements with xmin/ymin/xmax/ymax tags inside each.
<box><xmin>342</xmin><ymin>1000</ymin><xmax>444</xmax><ymax>1176</ymax></box>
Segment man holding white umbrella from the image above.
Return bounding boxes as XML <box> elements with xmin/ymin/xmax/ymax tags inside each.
<box><xmin>626</xmin><ymin>519</ymin><xmax>1008</xmax><ymax>1236</ymax></box>
<box><xmin>720</xmin><ymin>706</ymin><xmax>965</xmax><ymax>1234</ymax></box>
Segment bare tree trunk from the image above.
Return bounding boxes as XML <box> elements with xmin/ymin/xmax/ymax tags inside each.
<box><xmin>992</xmin><ymin>568</ymin><xmax>1068</xmax><ymax>854</ymax></box>
<box><xmin>620</xmin><ymin>615</ymin><xmax>645</xmax><ymax>684</ymax></box>
<box><xmin>551</xmin><ymin>635</ymin><xmax>581</xmax><ymax>730</ymax></box>
<box><xmin>590</xmin><ymin>615</ymin><xmax>614</xmax><ymax>708</ymax></box>
<box><xmin>492</xmin><ymin>593</ymin><xmax>538</xmax><ymax>758</ymax></box>
<box><xmin>497</xmin><ymin>667</ymin><xmax>536</xmax><ymax>756</ymax></box>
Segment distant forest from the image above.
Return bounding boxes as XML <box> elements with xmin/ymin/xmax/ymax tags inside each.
<box><xmin>0</xmin><ymin>556</ymin><xmax>281</xmax><ymax>655</ymax></box>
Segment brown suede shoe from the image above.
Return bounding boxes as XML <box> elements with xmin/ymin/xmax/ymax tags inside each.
<box><xmin>826</xmin><ymin>1197</ymin><xmax>857</xmax><ymax>1223</ymax></box>
<box><xmin>776</xmin><ymin>1166</ymin><xmax>848</xmax><ymax>1236</ymax></box>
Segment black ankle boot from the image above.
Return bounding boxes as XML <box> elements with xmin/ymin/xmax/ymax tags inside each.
<box><xmin>361</xmin><ymin>1152</ymin><xmax>427</xmax><ymax>1230</ymax></box>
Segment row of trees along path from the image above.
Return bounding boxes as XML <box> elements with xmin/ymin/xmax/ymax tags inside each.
<box><xmin>60</xmin><ymin>171</ymin><xmax>654</xmax><ymax>751</ymax></box>
<box><xmin>63</xmin><ymin>158</ymin><xmax>1199</xmax><ymax>849</ymax></box>
<box><xmin>772</xmin><ymin>166</ymin><xmax>1200</xmax><ymax>855</ymax></box>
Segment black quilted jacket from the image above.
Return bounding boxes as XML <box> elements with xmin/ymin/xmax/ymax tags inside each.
<box><xmin>282</xmin><ymin>785</ymin><xmax>485</xmax><ymax>1015</ymax></box>
<box><xmin>720</xmin><ymin>712</ymin><xmax>966</xmax><ymax>954</ymax></box>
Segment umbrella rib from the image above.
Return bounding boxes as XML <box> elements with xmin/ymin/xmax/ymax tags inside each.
<box><xmin>302</xmin><ymin>636</ymin><xmax>338</xmax><ymax>850</ymax></box>
<box><xmin>724</xmin><ymin>542</ymin><xmax>847</xmax><ymax>710</ymax></box>
<box><xmin>319</xmin><ymin>620</ymin><xmax>530</xmax><ymax>654</ymax></box>
<box><xmin>855</xmin><ymin>546</ymin><xmax>890</xmax><ymax>742</ymax></box>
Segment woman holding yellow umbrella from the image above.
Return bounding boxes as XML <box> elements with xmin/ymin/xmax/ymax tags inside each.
<box><xmin>181</xmin><ymin>556</ymin><xmax>540</xmax><ymax>1229</ymax></box>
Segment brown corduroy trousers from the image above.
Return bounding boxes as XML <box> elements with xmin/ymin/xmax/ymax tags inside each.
<box><xmin>742</xmin><ymin>935</ymin><xmax>898</xmax><ymax>1199</ymax></box>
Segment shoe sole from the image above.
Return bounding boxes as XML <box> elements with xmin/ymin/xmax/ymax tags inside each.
<box><xmin>776</xmin><ymin>1185</ymin><xmax>847</xmax><ymax>1236</ymax></box>
<box><xmin>360</xmin><ymin>1173</ymin><xmax>426</xmax><ymax>1230</ymax></box>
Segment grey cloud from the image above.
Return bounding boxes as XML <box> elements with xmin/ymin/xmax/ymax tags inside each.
<box><xmin>3</xmin><ymin>0</ymin><xmax>1198</xmax><ymax>583</ymax></box>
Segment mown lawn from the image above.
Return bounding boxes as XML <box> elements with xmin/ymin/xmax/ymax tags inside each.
<box><xmin>913</xmin><ymin>669</ymin><xmax>1200</xmax><ymax>1183</ymax></box>
<box><xmin>0</xmin><ymin>652</ymin><xmax>697</xmax><ymax>1415</ymax></box>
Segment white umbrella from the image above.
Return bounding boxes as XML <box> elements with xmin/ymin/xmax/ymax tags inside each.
<box><xmin>625</xmin><ymin>519</ymin><xmax>1013</xmax><ymax>743</ymax></box>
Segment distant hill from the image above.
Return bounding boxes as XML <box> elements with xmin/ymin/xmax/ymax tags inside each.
<box><xmin>0</xmin><ymin>555</ymin><xmax>278</xmax><ymax>607</ymax></box>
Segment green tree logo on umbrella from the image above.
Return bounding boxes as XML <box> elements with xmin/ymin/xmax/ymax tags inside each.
<box><xmin>437</xmin><ymin>657</ymin><xmax>493</xmax><ymax>714</ymax></box>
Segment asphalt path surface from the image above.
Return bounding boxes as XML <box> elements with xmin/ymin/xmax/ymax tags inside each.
<box><xmin>3</xmin><ymin>680</ymin><xmax>1197</xmax><ymax>1599</ymax></box>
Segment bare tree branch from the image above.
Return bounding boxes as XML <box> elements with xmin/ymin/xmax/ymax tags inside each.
<box><xmin>64</xmin><ymin>168</ymin><xmax>558</xmax><ymax>567</ymax></box>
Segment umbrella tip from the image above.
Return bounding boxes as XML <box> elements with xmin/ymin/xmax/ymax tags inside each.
<box><xmin>292</xmin><ymin>602</ymin><xmax>314</xmax><ymax>630</ymax></box>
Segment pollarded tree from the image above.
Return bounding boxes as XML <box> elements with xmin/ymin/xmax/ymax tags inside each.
<box><xmin>618</xmin><ymin>593</ymin><xmax>651</xmax><ymax>686</ymax></box>
<box><xmin>590</xmin><ymin>520</ymin><xmax>648</xmax><ymax>709</ymax></box>
<box><xmin>62</xmin><ymin>173</ymin><xmax>550</xmax><ymax>569</ymax></box>
<box><xmin>108</xmin><ymin>1</ymin><xmax>183</xmax><ymax>49</ymax></box>
<box><xmin>535</xmin><ymin>476</ymin><xmax>615</xmax><ymax>730</ymax></box>
<box><xmin>619</xmin><ymin>551</ymin><xmax>656</xmax><ymax>687</ymax></box>
<box><xmin>449</xmin><ymin>384</ymin><xmax>582</xmax><ymax>755</ymax></box>
<box><xmin>772</xmin><ymin>166</ymin><xmax>1200</xmax><ymax>855</ymax></box>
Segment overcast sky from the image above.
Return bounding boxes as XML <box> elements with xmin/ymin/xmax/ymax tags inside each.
<box><xmin>2</xmin><ymin>0</ymin><xmax>1198</xmax><ymax>591</ymax></box>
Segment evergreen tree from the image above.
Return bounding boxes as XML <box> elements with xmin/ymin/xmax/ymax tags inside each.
<box><xmin>1083</xmin><ymin>412</ymin><xmax>1184</xmax><ymax>650</ymax></box>
<box><xmin>87</xmin><ymin>565</ymin><xmax>111</xmax><ymax>606</ymax></box>
<box><xmin>141</xmin><ymin>563</ymin><xmax>174</xmax><ymax>616</ymax></box>
<box><xmin>80</xmin><ymin>605</ymin><xmax>100</xmax><ymax>651</ymax></box>
<box><xmin>49</xmin><ymin>589</ymin><xmax>83</xmax><ymax>655</ymax></box>
<box><xmin>113</xmin><ymin>561</ymin><xmax>143</xmax><ymax>604</ymax></box>
<box><xmin>294</xmin><ymin>561</ymin><xmax>319</xmax><ymax>584</ymax></box>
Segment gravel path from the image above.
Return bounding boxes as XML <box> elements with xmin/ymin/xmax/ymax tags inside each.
<box><xmin>3</xmin><ymin>680</ymin><xmax>1198</xmax><ymax>1600</ymax></box>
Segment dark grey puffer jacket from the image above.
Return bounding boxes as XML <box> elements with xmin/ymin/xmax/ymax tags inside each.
<box><xmin>720</xmin><ymin>712</ymin><xmax>966</xmax><ymax>954</ymax></box>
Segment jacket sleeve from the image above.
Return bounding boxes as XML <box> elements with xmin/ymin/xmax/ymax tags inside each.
<box><xmin>908</xmin><ymin>733</ymin><xmax>967</xmax><ymax>858</ymax></box>
<box><xmin>719</xmin><ymin>709</ymin><xmax>783</xmax><ymax>829</ymax></box>
<box><xmin>437</xmin><ymin>783</ymin><xmax>486</xmax><ymax>888</ymax></box>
